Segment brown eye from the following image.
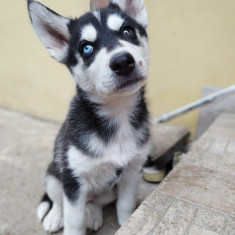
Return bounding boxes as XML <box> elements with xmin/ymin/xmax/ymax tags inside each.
<box><xmin>122</xmin><ymin>26</ymin><xmax>136</xmax><ymax>39</ymax></box>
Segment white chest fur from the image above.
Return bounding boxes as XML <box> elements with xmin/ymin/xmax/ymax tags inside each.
<box><xmin>67</xmin><ymin>94</ymin><xmax>150</xmax><ymax>191</ymax></box>
<box><xmin>67</xmin><ymin>127</ymin><xmax>149</xmax><ymax>188</ymax></box>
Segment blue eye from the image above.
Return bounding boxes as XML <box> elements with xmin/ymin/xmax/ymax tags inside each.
<box><xmin>83</xmin><ymin>44</ymin><xmax>94</xmax><ymax>56</ymax></box>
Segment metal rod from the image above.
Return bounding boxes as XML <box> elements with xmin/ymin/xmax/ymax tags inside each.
<box><xmin>155</xmin><ymin>85</ymin><xmax>235</xmax><ymax>123</ymax></box>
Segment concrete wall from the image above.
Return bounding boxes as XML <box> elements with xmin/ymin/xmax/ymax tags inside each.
<box><xmin>0</xmin><ymin>0</ymin><xmax>234</xmax><ymax>137</ymax></box>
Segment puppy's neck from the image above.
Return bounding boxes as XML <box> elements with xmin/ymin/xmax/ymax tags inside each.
<box><xmin>76</xmin><ymin>85</ymin><xmax>145</xmax><ymax>124</ymax></box>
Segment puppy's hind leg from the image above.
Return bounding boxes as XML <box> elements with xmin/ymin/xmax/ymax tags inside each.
<box><xmin>40</xmin><ymin>174</ymin><xmax>64</xmax><ymax>233</ymax></box>
<box><xmin>86</xmin><ymin>203</ymin><xmax>103</xmax><ymax>232</ymax></box>
<box><xmin>86</xmin><ymin>188</ymin><xmax>117</xmax><ymax>231</ymax></box>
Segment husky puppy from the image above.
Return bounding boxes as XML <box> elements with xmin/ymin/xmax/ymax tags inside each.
<box><xmin>28</xmin><ymin>0</ymin><xmax>150</xmax><ymax>234</ymax></box>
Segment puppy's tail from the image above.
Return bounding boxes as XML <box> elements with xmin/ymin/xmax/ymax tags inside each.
<box><xmin>37</xmin><ymin>193</ymin><xmax>53</xmax><ymax>222</ymax></box>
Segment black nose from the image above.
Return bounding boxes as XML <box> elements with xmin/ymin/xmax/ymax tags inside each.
<box><xmin>110</xmin><ymin>53</ymin><xmax>135</xmax><ymax>76</ymax></box>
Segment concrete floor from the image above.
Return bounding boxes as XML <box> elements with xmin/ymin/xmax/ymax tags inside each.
<box><xmin>0</xmin><ymin>108</ymin><xmax>157</xmax><ymax>235</ymax></box>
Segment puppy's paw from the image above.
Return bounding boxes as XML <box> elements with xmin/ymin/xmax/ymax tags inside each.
<box><xmin>86</xmin><ymin>203</ymin><xmax>103</xmax><ymax>231</ymax></box>
<box><xmin>117</xmin><ymin>211</ymin><xmax>132</xmax><ymax>226</ymax></box>
<box><xmin>43</xmin><ymin>205</ymin><xmax>63</xmax><ymax>233</ymax></box>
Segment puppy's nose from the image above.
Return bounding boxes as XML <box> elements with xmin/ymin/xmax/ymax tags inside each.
<box><xmin>110</xmin><ymin>53</ymin><xmax>135</xmax><ymax>76</ymax></box>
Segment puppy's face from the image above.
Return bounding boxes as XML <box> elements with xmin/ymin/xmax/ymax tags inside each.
<box><xmin>28</xmin><ymin>0</ymin><xmax>150</xmax><ymax>100</ymax></box>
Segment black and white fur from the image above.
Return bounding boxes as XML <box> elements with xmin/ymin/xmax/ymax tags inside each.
<box><xmin>28</xmin><ymin>0</ymin><xmax>150</xmax><ymax>234</ymax></box>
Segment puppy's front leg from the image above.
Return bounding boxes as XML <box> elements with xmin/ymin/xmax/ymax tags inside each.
<box><xmin>116</xmin><ymin>167</ymin><xmax>141</xmax><ymax>225</ymax></box>
<box><xmin>63</xmin><ymin>177</ymin><xmax>88</xmax><ymax>235</ymax></box>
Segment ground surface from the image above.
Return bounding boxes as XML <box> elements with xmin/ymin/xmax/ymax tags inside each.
<box><xmin>0</xmin><ymin>108</ymin><xmax>157</xmax><ymax>235</ymax></box>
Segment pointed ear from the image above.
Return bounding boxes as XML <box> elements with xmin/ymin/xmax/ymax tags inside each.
<box><xmin>90</xmin><ymin>0</ymin><xmax>110</xmax><ymax>11</ymax></box>
<box><xmin>111</xmin><ymin>0</ymin><xmax>148</xmax><ymax>28</ymax></box>
<box><xmin>28</xmin><ymin>1</ymin><xmax>70</xmax><ymax>63</ymax></box>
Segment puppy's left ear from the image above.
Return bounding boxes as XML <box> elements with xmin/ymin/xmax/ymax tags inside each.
<box><xmin>28</xmin><ymin>1</ymin><xmax>71</xmax><ymax>63</ymax></box>
<box><xmin>111</xmin><ymin>0</ymin><xmax>148</xmax><ymax>28</ymax></box>
<box><xmin>90</xmin><ymin>0</ymin><xmax>110</xmax><ymax>11</ymax></box>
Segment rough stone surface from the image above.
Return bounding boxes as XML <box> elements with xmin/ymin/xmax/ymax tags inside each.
<box><xmin>0</xmin><ymin>108</ymin><xmax>157</xmax><ymax>235</ymax></box>
<box><xmin>152</xmin><ymin>200</ymin><xmax>196</xmax><ymax>235</ymax></box>
<box><xmin>192</xmin><ymin>208</ymin><xmax>226</xmax><ymax>233</ymax></box>
<box><xmin>115</xmin><ymin>113</ymin><xmax>235</xmax><ymax>235</ymax></box>
<box><xmin>158</xmin><ymin>164</ymin><xmax>235</xmax><ymax>215</ymax></box>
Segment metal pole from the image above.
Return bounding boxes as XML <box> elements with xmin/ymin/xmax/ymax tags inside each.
<box><xmin>155</xmin><ymin>85</ymin><xmax>235</xmax><ymax>123</ymax></box>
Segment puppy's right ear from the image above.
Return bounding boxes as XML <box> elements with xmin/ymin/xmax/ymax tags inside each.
<box><xmin>28</xmin><ymin>1</ymin><xmax>70</xmax><ymax>63</ymax></box>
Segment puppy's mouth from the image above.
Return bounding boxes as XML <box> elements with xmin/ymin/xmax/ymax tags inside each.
<box><xmin>115</xmin><ymin>77</ymin><xmax>145</xmax><ymax>91</ymax></box>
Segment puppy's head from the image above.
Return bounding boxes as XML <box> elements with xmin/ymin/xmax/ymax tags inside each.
<box><xmin>28</xmin><ymin>0</ymin><xmax>150</xmax><ymax>101</ymax></box>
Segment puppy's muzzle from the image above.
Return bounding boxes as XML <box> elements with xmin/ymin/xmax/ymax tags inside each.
<box><xmin>110</xmin><ymin>53</ymin><xmax>135</xmax><ymax>76</ymax></box>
